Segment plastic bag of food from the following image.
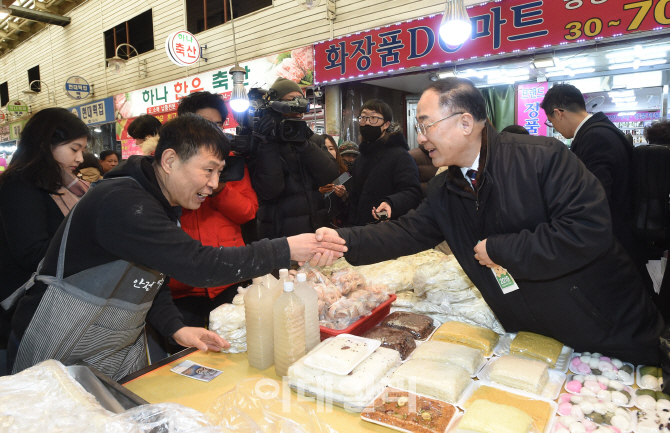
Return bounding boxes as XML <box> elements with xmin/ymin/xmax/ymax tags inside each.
<box><xmin>412</xmin><ymin>258</ymin><xmax>473</xmax><ymax>297</ymax></box>
<box><xmin>210</xmin><ymin>297</ymin><xmax>247</xmax><ymax>354</ymax></box>
<box><xmin>356</xmin><ymin>260</ymin><xmax>415</xmax><ymax>293</ymax></box>
<box><xmin>394</xmin><ymin>291</ymin><xmax>419</xmax><ymax>309</ymax></box>
<box><xmin>206</xmin><ymin>376</ymin><xmax>339</xmax><ymax>433</ymax></box>
<box><xmin>297</xmin><ymin>264</ymin><xmax>331</xmax><ymax>285</ymax></box>
<box><xmin>329</xmin><ymin>269</ymin><xmax>366</xmax><ymax>295</ymax></box>
<box><xmin>319</xmin><ymin>257</ymin><xmax>351</xmax><ymax>276</ymax></box>
<box><xmin>111</xmin><ymin>403</ymin><xmax>222</xmax><ymax>433</ymax></box>
<box><xmin>396</xmin><ymin>249</ymin><xmax>449</xmax><ymax>267</ymax></box>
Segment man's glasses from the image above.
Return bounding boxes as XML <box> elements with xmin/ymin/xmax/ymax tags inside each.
<box><xmin>414</xmin><ymin>112</ymin><xmax>464</xmax><ymax>136</ymax></box>
<box><xmin>357</xmin><ymin>116</ymin><xmax>385</xmax><ymax>126</ymax></box>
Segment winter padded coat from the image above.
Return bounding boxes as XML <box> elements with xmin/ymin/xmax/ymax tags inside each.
<box><xmin>348</xmin><ymin>132</ymin><xmax>422</xmax><ymax>226</ymax></box>
<box><xmin>409</xmin><ymin>144</ymin><xmax>438</xmax><ymax>198</ymax></box>
<box><xmin>169</xmin><ymin>166</ymin><xmax>258</xmax><ymax>299</ymax></box>
<box><xmin>249</xmin><ymin>136</ymin><xmax>340</xmax><ymax>239</ymax></box>
<box><xmin>338</xmin><ymin>125</ymin><xmax>663</xmax><ymax>365</ymax></box>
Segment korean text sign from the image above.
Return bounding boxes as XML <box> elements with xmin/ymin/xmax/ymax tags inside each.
<box><xmin>517</xmin><ymin>82</ymin><xmax>548</xmax><ymax>136</ymax></box>
<box><xmin>314</xmin><ymin>0</ymin><xmax>670</xmax><ymax>83</ymax></box>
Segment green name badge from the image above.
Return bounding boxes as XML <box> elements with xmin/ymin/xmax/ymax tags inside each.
<box><xmin>492</xmin><ymin>266</ymin><xmax>519</xmax><ymax>294</ymax></box>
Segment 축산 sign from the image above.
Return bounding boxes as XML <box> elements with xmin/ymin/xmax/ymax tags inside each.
<box><xmin>165</xmin><ymin>31</ymin><xmax>200</xmax><ymax>67</ymax></box>
<box><xmin>64</xmin><ymin>76</ymin><xmax>91</xmax><ymax>100</ymax></box>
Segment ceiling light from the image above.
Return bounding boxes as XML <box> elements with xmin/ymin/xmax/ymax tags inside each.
<box><xmin>609</xmin><ymin>90</ymin><xmax>635</xmax><ymax>98</ymax></box>
<box><xmin>439</xmin><ymin>0</ymin><xmax>472</xmax><ymax>47</ymax></box>
<box><xmin>617</xmin><ymin>112</ymin><xmax>636</xmax><ymax>116</ymax></box>
<box><xmin>533</xmin><ymin>54</ymin><xmax>555</xmax><ymax>69</ymax></box>
<box><xmin>438</xmin><ymin>71</ymin><xmax>456</xmax><ymax>79</ymax></box>
<box><xmin>0</xmin><ymin>6</ymin><xmax>10</xmax><ymax>20</ymax></box>
<box><xmin>612</xmin><ymin>97</ymin><xmax>637</xmax><ymax>103</ymax></box>
<box><xmin>229</xmin><ymin>65</ymin><xmax>249</xmax><ymax>113</ymax></box>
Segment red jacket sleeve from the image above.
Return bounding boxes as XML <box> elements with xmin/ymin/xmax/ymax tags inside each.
<box><xmin>210</xmin><ymin>166</ymin><xmax>258</xmax><ymax>225</ymax></box>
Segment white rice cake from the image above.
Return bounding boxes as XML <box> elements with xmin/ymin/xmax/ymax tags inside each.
<box><xmin>389</xmin><ymin>359</ymin><xmax>471</xmax><ymax>404</ymax></box>
<box><xmin>457</xmin><ymin>399</ymin><xmax>533</xmax><ymax>433</ymax></box>
<box><xmin>289</xmin><ymin>341</ymin><xmax>400</xmax><ymax>399</ymax></box>
<box><xmin>306</xmin><ymin>336</ymin><xmax>373</xmax><ymax>373</ymax></box>
<box><xmin>489</xmin><ymin>355</ymin><xmax>549</xmax><ymax>395</ymax></box>
<box><xmin>411</xmin><ymin>340</ymin><xmax>484</xmax><ymax>375</ymax></box>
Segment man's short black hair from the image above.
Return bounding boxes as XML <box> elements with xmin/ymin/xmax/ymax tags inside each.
<box><xmin>360</xmin><ymin>99</ymin><xmax>393</xmax><ymax>122</ymax></box>
<box><xmin>99</xmin><ymin>150</ymin><xmax>119</xmax><ymax>162</ymax></box>
<box><xmin>127</xmin><ymin>114</ymin><xmax>162</xmax><ymax>140</ymax></box>
<box><xmin>502</xmin><ymin>124</ymin><xmax>530</xmax><ymax>135</ymax></box>
<box><xmin>424</xmin><ymin>78</ymin><xmax>487</xmax><ymax>122</ymax></box>
<box><xmin>540</xmin><ymin>83</ymin><xmax>587</xmax><ymax>115</ymax></box>
<box><xmin>644</xmin><ymin>120</ymin><xmax>670</xmax><ymax>145</ymax></box>
<box><xmin>177</xmin><ymin>91</ymin><xmax>228</xmax><ymax>121</ymax></box>
<box><xmin>154</xmin><ymin>113</ymin><xmax>230</xmax><ymax>163</ymax></box>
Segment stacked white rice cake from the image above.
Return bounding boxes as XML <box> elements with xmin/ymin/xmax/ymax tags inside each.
<box><xmin>411</xmin><ymin>340</ymin><xmax>484</xmax><ymax>375</ymax></box>
<box><xmin>489</xmin><ymin>355</ymin><xmax>549</xmax><ymax>395</ymax></box>
<box><xmin>389</xmin><ymin>358</ymin><xmax>472</xmax><ymax>404</ymax></box>
<box><xmin>457</xmin><ymin>399</ymin><xmax>534</xmax><ymax>433</ymax></box>
<box><xmin>288</xmin><ymin>340</ymin><xmax>400</xmax><ymax>408</ymax></box>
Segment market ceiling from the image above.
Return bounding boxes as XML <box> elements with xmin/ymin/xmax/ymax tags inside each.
<box><xmin>0</xmin><ymin>0</ymin><xmax>85</xmax><ymax>57</ymax></box>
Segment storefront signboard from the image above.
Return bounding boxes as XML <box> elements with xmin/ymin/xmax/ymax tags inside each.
<box><xmin>114</xmin><ymin>45</ymin><xmax>314</xmax><ymax>119</ymax></box>
<box><xmin>605</xmin><ymin>111</ymin><xmax>661</xmax><ymax>123</ymax></box>
<box><xmin>166</xmin><ymin>31</ymin><xmax>201</xmax><ymax>67</ymax></box>
<box><xmin>0</xmin><ymin>111</ymin><xmax>5</xmax><ymax>123</ymax></box>
<box><xmin>9</xmin><ymin>119</ymin><xmax>28</xmax><ymax>140</ymax></box>
<box><xmin>313</xmin><ymin>0</ymin><xmax>670</xmax><ymax>83</ymax></box>
<box><xmin>0</xmin><ymin>124</ymin><xmax>10</xmax><ymax>142</ymax></box>
<box><xmin>517</xmin><ymin>82</ymin><xmax>548</xmax><ymax>136</ymax></box>
<box><xmin>69</xmin><ymin>97</ymin><xmax>114</xmax><ymax>125</ymax></box>
<box><xmin>64</xmin><ymin>76</ymin><xmax>91</xmax><ymax>100</ymax></box>
<box><xmin>7</xmin><ymin>100</ymin><xmax>28</xmax><ymax>116</ymax></box>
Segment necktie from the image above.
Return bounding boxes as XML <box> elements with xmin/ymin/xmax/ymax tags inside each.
<box><xmin>466</xmin><ymin>169</ymin><xmax>478</xmax><ymax>189</ymax></box>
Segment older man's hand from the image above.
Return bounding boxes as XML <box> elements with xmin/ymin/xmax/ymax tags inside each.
<box><xmin>287</xmin><ymin>230</ymin><xmax>347</xmax><ymax>266</ymax></box>
<box><xmin>474</xmin><ymin>239</ymin><xmax>499</xmax><ymax>268</ymax></box>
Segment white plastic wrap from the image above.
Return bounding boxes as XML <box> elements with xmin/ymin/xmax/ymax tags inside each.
<box><xmin>412</xmin><ymin>256</ymin><xmax>473</xmax><ymax>298</ymax></box>
<box><xmin>393</xmin><ymin>291</ymin><xmax>419</xmax><ymax>309</ymax></box>
<box><xmin>111</xmin><ymin>403</ymin><xmax>223</xmax><ymax>433</ymax></box>
<box><xmin>355</xmin><ymin>260</ymin><xmax>415</xmax><ymax>293</ymax></box>
<box><xmin>396</xmin><ymin>249</ymin><xmax>449</xmax><ymax>267</ymax></box>
<box><xmin>205</xmin><ymin>377</ymin><xmax>339</xmax><ymax>433</ymax></box>
<box><xmin>210</xmin><ymin>294</ymin><xmax>247</xmax><ymax>354</ymax></box>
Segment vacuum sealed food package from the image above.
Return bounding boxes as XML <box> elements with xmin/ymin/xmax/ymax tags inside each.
<box><xmin>303</xmin><ymin>334</ymin><xmax>380</xmax><ymax>375</ymax></box>
<box><xmin>431</xmin><ymin>321</ymin><xmax>500</xmax><ymax>356</ymax></box>
<box><xmin>389</xmin><ymin>359</ymin><xmax>472</xmax><ymax>404</ymax></box>
<box><xmin>206</xmin><ymin>376</ymin><xmax>339</xmax><ymax>433</ymax></box>
<box><xmin>510</xmin><ymin>332</ymin><xmax>564</xmax><ymax>368</ymax></box>
<box><xmin>411</xmin><ymin>340</ymin><xmax>485</xmax><ymax>376</ymax></box>
<box><xmin>380</xmin><ymin>311</ymin><xmax>436</xmax><ymax>340</ymax></box>
<box><xmin>362</xmin><ymin>326</ymin><xmax>417</xmax><ymax>360</ymax></box>
<box><xmin>457</xmin><ymin>399</ymin><xmax>539</xmax><ymax>433</ymax></box>
<box><xmin>329</xmin><ymin>268</ymin><xmax>366</xmax><ymax>295</ymax></box>
<box><xmin>488</xmin><ymin>355</ymin><xmax>550</xmax><ymax>395</ymax></box>
<box><xmin>412</xmin><ymin>256</ymin><xmax>473</xmax><ymax>298</ymax></box>
<box><xmin>356</xmin><ymin>260</ymin><xmax>415</xmax><ymax>293</ymax></box>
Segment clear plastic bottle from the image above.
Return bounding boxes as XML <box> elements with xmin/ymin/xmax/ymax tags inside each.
<box><xmin>244</xmin><ymin>277</ymin><xmax>274</xmax><ymax>370</ymax></box>
<box><xmin>270</xmin><ymin>269</ymin><xmax>289</xmax><ymax>301</ymax></box>
<box><xmin>294</xmin><ymin>273</ymin><xmax>321</xmax><ymax>352</ymax></box>
<box><xmin>273</xmin><ymin>281</ymin><xmax>306</xmax><ymax>377</ymax></box>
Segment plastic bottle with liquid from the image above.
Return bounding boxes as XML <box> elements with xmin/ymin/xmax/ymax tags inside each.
<box><xmin>271</xmin><ymin>269</ymin><xmax>289</xmax><ymax>301</ymax></box>
<box><xmin>244</xmin><ymin>277</ymin><xmax>274</xmax><ymax>370</ymax></box>
<box><xmin>294</xmin><ymin>272</ymin><xmax>321</xmax><ymax>352</ymax></box>
<box><xmin>273</xmin><ymin>281</ymin><xmax>306</xmax><ymax>377</ymax></box>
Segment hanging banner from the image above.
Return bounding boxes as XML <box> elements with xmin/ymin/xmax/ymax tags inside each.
<box><xmin>113</xmin><ymin>46</ymin><xmax>314</xmax><ymax>119</ymax></box>
<box><xmin>313</xmin><ymin>0</ymin><xmax>670</xmax><ymax>83</ymax></box>
<box><xmin>69</xmin><ymin>97</ymin><xmax>115</xmax><ymax>125</ymax></box>
<box><xmin>604</xmin><ymin>111</ymin><xmax>661</xmax><ymax>122</ymax></box>
<box><xmin>517</xmin><ymin>82</ymin><xmax>548</xmax><ymax>136</ymax></box>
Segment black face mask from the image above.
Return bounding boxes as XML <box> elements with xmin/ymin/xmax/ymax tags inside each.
<box><xmin>360</xmin><ymin>125</ymin><xmax>384</xmax><ymax>143</ymax></box>
<box><xmin>345</xmin><ymin>159</ymin><xmax>355</xmax><ymax>172</ymax></box>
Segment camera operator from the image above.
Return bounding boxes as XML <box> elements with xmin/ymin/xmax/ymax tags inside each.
<box><xmin>247</xmin><ymin>78</ymin><xmax>340</xmax><ymax>239</ymax></box>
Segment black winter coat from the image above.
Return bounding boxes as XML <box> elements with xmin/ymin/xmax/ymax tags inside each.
<box><xmin>249</xmin><ymin>135</ymin><xmax>340</xmax><ymax>239</ymax></box>
<box><xmin>339</xmin><ymin>125</ymin><xmax>663</xmax><ymax>365</ymax></box>
<box><xmin>570</xmin><ymin>112</ymin><xmax>652</xmax><ymax>292</ymax></box>
<box><xmin>348</xmin><ymin>132</ymin><xmax>422</xmax><ymax>226</ymax></box>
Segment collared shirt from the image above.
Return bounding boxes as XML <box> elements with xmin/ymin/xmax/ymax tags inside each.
<box><xmin>573</xmin><ymin>114</ymin><xmax>593</xmax><ymax>140</ymax></box>
<box><xmin>460</xmin><ymin>153</ymin><xmax>481</xmax><ymax>189</ymax></box>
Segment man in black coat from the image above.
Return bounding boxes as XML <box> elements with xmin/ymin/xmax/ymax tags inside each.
<box><xmin>347</xmin><ymin>99</ymin><xmax>422</xmax><ymax>226</ymax></box>
<box><xmin>317</xmin><ymin>78</ymin><xmax>663</xmax><ymax>365</ymax></box>
<box><xmin>247</xmin><ymin>78</ymin><xmax>341</xmax><ymax>239</ymax></box>
<box><xmin>541</xmin><ymin>84</ymin><xmax>654</xmax><ymax>299</ymax></box>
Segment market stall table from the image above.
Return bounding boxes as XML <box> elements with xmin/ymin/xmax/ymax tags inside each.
<box><xmin>121</xmin><ymin>348</ymin><xmax>389</xmax><ymax>432</ymax></box>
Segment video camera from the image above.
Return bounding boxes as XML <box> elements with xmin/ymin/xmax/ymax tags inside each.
<box><xmin>230</xmin><ymin>88</ymin><xmax>311</xmax><ymax>154</ymax></box>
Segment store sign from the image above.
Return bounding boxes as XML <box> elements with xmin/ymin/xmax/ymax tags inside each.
<box><xmin>517</xmin><ymin>82</ymin><xmax>548</xmax><ymax>136</ymax></box>
<box><xmin>314</xmin><ymin>0</ymin><xmax>670</xmax><ymax>83</ymax></box>
<box><xmin>114</xmin><ymin>45</ymin><xmax>314</xmax><ymax>119</ymax></box>
<box><xmin>605</xmin><ymin>111</ymin><xmax>660</xmax><ymax>123</ymax></box>
<box><xmin>165</xmin><ymin>31</ymin><xmax>200</xmax><ymax>66</ymax></box>
<box><xmin>9</xmin><ymin>119</ymin><xmax>28</xmax><ymax>140</ymax></box>
<box><xmin>69</xmin><ymin>97</ymin><xmax>114</xmax><ymax>125</ymax></box>
<box><xmin>64</xmin><ymin>76</ymin><xmax>91</xmax><ymax>100</ymax></box>
<box><xmin>7</xmin><ymin>100</ymin><xmax>28</xmax><ymax>116</ymax></box>
<box><xmin>0</xmin><ymin>125</ymin><xmax>10</xmax><ymax>142</ymax></box>
<box><xmin>0</xmin><ymin>111</ymin><xmax>5</xmax><ymax>122</ymax></box>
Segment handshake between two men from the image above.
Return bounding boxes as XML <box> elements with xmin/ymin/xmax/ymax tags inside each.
<box><xmin>286</xmin><ymin>229</ymin><xmax>349</xmax><ymax>267</ymax></box>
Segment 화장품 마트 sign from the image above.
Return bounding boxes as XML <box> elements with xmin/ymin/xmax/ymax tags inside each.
<box><xmin>517</xmin><ymin>82</ymin><xmax>548</xmax><ymax>136</ymax></box>
<box><xmin>314</xmin><ymin>0</ymin><xmax>670</xmax><ymax>83</ymax></box>
<box><xmin>165</xmin><ymin>31</ymin><xmax>200</xmax><ymax>67</ymax></box>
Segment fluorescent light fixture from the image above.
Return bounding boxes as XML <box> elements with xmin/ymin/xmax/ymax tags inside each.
<box><xmin>606</xmin><ymin>50</ymin><xmax>634</xmax><ymax>60</ymax></box>
<box><xmin>438</xmin><ymin>0</ymin><xmax>472</xmax><ymax>46</ymax></box>
<box><xmin>459</xmin><ymin>68</ymin><xmax>485</xmax><ymax>79</ymax></box>
<box><xmin>617</xmin><ymin>112</ymin><xmax>636</xmax><ymax>116</ymax></box>
<box><xmin>633</xmin><ymin>58</ymin><xmax>641</xmax><ymax>70</ymax></box>
<box><xmin>615</xmin><ymin>102</ymin><xmax>638</xmax><ymax>108</ymax></box>
<box><xmin>438</xmin><ymin>71</ymin><xmax>456</xmax><ymax>78</ymax></box>
<box><xmin>533</xmin><ymin>54</ymin><xmax>555</xmax><ymax>69</ymax></box>
<box><xmin>609</xmin><ymin>59</ymin><xmax>667</xmax><ymax>70</ymax></box>
<box><xmin>609</xmin><ymin>90</ymin><xmax>635</xmax><ymax>98</ymax></box>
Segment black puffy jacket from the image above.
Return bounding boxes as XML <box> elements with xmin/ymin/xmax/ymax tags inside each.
<box><xmin>348</xmin><ymin>132</ymin><xmax>422</xmax><ymax>226</ymax></box>
<box><xmin>339</xmin><ymin>125</ymin><xmax>663</xmax><ymax>365</ymax></box>
<box><xmin>248</xmin><ymin>134</ymin><xmax>341</xmax><ymax>239</ymax></box>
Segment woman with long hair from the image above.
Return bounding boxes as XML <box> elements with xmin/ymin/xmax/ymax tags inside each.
<box><xmin>0</xmin><ymin>108</ymin><xmax>91</xmax><ymax>344</ymax></box>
